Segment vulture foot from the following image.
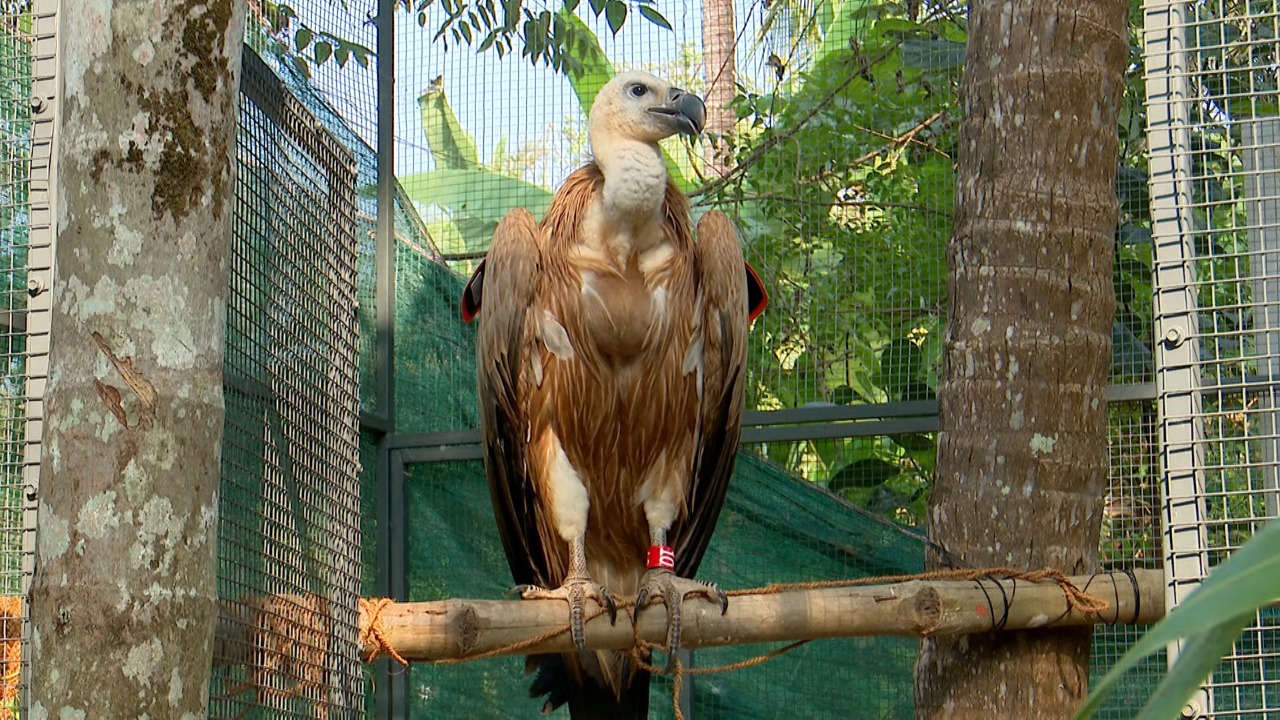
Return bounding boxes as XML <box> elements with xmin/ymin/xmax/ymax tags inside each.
<box><xmin>635</xmin><ymin>569</ymin><xmax>728</xmax><ymax>663</ymax></box>
<box><xmin>514</xmin><ymin>577</ymin><xmax>618</xmax><ymax>657</ymax></box>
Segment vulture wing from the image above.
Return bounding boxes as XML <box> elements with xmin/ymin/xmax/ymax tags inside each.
<box><xmin>669</xmin><ymin>210</ymin><xmax>762</xmax><ymax>578</ymax></box>
<box><xmin>466</xmin><ymin>208</ymin><xmax>553</xmax><ymax>590</ymax></box>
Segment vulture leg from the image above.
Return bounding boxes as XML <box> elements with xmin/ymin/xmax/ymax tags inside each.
<box><xmin>634</xmin><ymin>527</ymin><xmax>728</xmax><ymax>663</ymax></box>
<box><xmin>514</xmin><ymin>535</ymin><xmax>618</xmax><ymax>657</ymax></box>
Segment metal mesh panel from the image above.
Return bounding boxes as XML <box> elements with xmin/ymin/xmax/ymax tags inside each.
<box><xmin>246</xmin><ymin>0</ymin><xmax>382</xmax><ymax>419</ymax></box>
<box><xmin>1091</xmin><ymin>399</ymin><xmax>1166</xmax><ymax>719</ymax></box>
<box><xmin>0</xmin><ymin>0</ymin><xmax>52</xmax><ymax>712</ymax></box>
<box><xmin>210</xmin><ymin>49</ymin><xmax>364</xmax><ymax>719</ymax></box>
<box><xmin>1144</xmin><ymin>1</ymin><xmax>1280</xmax><ymax>716</ymax></box>
<box><xmin>0</xmin><ymin>8</ymin><xmax>30</xmax><ymax>717</ymax></box>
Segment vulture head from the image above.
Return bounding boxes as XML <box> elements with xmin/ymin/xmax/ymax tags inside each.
<box><xmin>588</xmin><ymin>70</ymin><xmax>706</xmax><ymax>151</ymax></box>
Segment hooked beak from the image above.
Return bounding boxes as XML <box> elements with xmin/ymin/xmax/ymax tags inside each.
<box><xmin>648</xmin><ymin>88</ymin><xmax>706</xmax><ymax>136</ymax></box>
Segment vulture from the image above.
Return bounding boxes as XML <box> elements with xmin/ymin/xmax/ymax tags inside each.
<box><xmin>461</xmin><ymin>70</ymin><xmax>767</xmax><ymax>718</ymax></box>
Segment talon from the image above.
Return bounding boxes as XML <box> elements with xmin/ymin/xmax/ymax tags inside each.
<box><xmin>636</xmin><ymin>569</ymin><xmax>729</xmax><ymax>658</ymax></box>
<box><xmin>512</xmin><ymin>577</ymin><xmax>615</xmax><ymax>656</ymax></box>
<box><xmin>602</xmin><ymin>590</ymin><xmax>618</xmax><ymax>625</ymax></box>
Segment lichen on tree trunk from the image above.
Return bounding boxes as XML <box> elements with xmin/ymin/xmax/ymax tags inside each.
<box><xmin>27</xmin><ymin>0</ymin><xmax>248</xmax><ymax>716</ymax></box>
<box><xmin>914</xmin><ymin>0</ymin><xmax>1129</xmax><ymax>717</ymax></box>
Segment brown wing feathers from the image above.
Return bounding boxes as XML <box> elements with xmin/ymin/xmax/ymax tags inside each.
<box><xmin>670</xmin><ymin>210</ymin><xmax>751</xmax><ymax>577</ymax></box>
<box><xmin>467</xmin><ymin>208</ymin><xmax>552</xmax><ymax>589</ymax></box>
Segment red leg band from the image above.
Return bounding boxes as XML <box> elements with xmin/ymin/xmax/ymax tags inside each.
<box><xmin>647</xmin><ymin>545</ymin><xmax>675</xmax><ymax>570</ymax></box>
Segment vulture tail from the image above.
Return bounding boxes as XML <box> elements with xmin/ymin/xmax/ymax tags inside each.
<box><xmin>529</xmin><ymin>655</ymin><xmax>651</xmax><ymax>719</ymax></box>
<box><xmin>567</xmin><ymin>675</ymin><xmax>650</xmax><ymax>720</ymax></box>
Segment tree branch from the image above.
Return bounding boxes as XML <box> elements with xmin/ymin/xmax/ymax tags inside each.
<box><xmin>848</xmin><ymin>109</ymin><xmax>950</xmax><ymax>166</ymax></box>
<box><xmin>741</xmin><ymin>193</ymin><xmax>952</xmax><ymax>218</ymax></box>
<box><xmin>690</xmin><ymin>43</ymin><xmax>902</xmax><ymax>200</ymax></box>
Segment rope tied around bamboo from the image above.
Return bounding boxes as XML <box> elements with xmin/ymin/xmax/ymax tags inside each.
<box><xmin>625</xmin><ymin>567</ymin><xmax>1118</xmax><ymax>720</ymax></box>
<box><xmin>359</xmin><ymin>598</ymin><xmax>409</xmax><ymax>667</ymax></box>
<box><xmin>356</xmin><ymin>565</ymin><xmax>1133</xmax><ymax>669</ymax></box>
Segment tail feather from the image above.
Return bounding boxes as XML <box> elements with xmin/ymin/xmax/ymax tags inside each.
<box><xmin>567</xmin><ymin>674</ymin><xmax>649</xmax><ymax>720</ymax></box>
<box><xmin>529</xmin><ymin>654</ymin><xmax>651</xmax><ymax>719</ymax></box>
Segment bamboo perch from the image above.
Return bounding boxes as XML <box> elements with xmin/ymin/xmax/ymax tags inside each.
<box><xmin>358</xmin><ymin>569</ymin><xmax>1165</xmax><ymax>663</ymax></box>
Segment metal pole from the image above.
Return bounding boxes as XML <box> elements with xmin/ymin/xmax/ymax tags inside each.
<box><xmin>376</xmin><ymin>0</ymin><xmax>397</xmax><ymax>421</ymax></box>
<box><xmin>22</xmin><ymin>0</ymin><xmax>61</xmax><ymax>709</ymax></box>
<box><xmin>374</xmin><ymin>0</ymin><xmax>401</xmax><ymax>716</ymax></box>
<box><xmin>1142</xmin><ymin>1</ymin><xmax>1212</xmax><ymax>716</ymax></box>
<box><xmin>375</xmin><ymin>440</ymin><xmax>409</xmax><ymax>718</ymax></box>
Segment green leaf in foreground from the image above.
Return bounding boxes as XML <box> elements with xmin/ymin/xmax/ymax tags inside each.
<box><xmin>605</xmin><ymin>0</ymin><xmax>627</xmax><ymax>34</ymax></box>
<box><xmin>638</xmin><ymin>5</ymin><xmax>672</xmax><ymax>31</ymax></box>
<box><xmin>1131</xmin><ymin>613</ymin><xmax>1253</xmax><ymax>720</ymax></box>
<box><xmin>1074</xmin><ymin>518</ymin><xmax>1280</xmax><ymax>718</ymax></box>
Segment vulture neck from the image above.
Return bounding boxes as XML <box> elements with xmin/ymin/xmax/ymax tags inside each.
<box><xmin>592</xmin><ymin>136</ymin><xmax>668</xmax><ymax>229</ymax></box>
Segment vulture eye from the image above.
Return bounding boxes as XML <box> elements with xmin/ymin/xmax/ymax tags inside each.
<box><xmin>628</xmin><ymin>83</ymin><xmax>648</xmax><ymax>98</ymax></box>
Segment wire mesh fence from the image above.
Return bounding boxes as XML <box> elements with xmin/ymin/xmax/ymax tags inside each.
<box><xmin>0</xmin><ymin>0</ymin><xmax>54</xmax><ymax>712</ymax></box>
<box><xmin>1144</xmin><ymin>0</ymin><xmax>1280</xmax><ymax>716</ymax></box>
<box><xmin>0</xmin><ymin>6</ymin><xmax>30</xmax><ymax>715</ymax></box>
<box><xmin>379</xmin><ymin>1</ymin><xmax>1174</xmax><ymax>717</ymax></box>
<box><xmin>209</xmin><ymin>48</ymin><xmax>365</xmax><ymax>719</ymax></box>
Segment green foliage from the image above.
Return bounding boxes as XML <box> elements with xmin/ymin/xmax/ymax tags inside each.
<box><xmin>417</xmin><ymin>79</ymin><xmax>480</xmax><ymax>169</ymax></box>
<box><xmin>557</xmin><ymin>8</ymin><xmax>612</xmax><ymax>116</ymax></box>
<box><xmin>1076</xmin><ymin>519</ymin><xmax>1280</xmax><ymax>719</ymax></box>
<box><xmin>400</xmin><ymin>168</ymin><xmax>552</xmax><ymax>256</ymax></box>
<box><xmin>402</xmin><ymin>0</ymin><xmax>671</xmax><ymax>75</ymax></box>
<box><xmin>250</xmin><ymin>2</ymin><xmax>375</xmax><ymax>79</ymax></box>
<box><xmin>698</xmin><ymin>5</ymin><xmax>961</xmax><ymax>522</ymax></box>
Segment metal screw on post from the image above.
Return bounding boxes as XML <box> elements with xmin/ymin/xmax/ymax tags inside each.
<box><xmin>27</xmin><ymin>277</ymin><xmax>45</xmax><ymax>297</ymax></box>
<box><xmin>29</xmin><ymin>96</ymin><xmax>46</xmax><ymax>114</ymax></box>
<box><xmin>1163</xmin><ymin>325</ymin><xmax>1185</xmax><ymax>348</ymax></box>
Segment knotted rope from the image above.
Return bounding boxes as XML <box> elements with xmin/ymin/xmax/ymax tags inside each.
<box><xmin>359</xmin><ymin>598</ymin><xmax>409</xmax><ymax>667</ymax></box>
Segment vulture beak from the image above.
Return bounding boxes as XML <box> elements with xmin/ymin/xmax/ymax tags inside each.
<box><xmin>649</xmin><ymin>88</ymin><xmax>706</xmax><ymax>136</ymax></box>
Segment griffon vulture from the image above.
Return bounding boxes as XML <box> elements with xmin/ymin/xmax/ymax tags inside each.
<box><xmin>462</xmin><ymin>70</ymin><xmax>767</xmax><ymax>718</ymax></box>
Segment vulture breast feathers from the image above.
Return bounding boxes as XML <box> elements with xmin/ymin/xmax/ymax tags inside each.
<box><xmin>462</xmin><ymin>70</ymin><xmax>766</xmax><ymax>718</ymax></box>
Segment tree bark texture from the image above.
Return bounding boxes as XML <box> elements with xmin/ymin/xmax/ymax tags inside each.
<box><xmin>914</xmin><ymin>1</ymin><xmax>1129</xmax><ymax>717</ymax></box>
<box><xmin>701</xmin><ymin>0</ymin><xmax>735</xmax><ymax>176</ymax></box>
<box><xmin>28</xmin><ymin>0</ymin><xmax>247</xmax><ymax>716</ymax></box>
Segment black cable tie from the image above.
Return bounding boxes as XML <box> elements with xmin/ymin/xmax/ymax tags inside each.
<box><xmin>995</xmin><ymin>577</ymin><xmax>1012</xmax><ymax>631</ymax></box>
<box><xmin>1124</xmin><ymin>567</ymin><xmax>1141</xmax><ymax>625</ymax></box>
<box><xmin>1079</xmin><ymin>571</ymin><xmax>1105</xmax><ymax>625</ymax></box>
<box><xmin>974</xmin><ymin>578</ymin><xmax>1000</xmax><ymax>632</ymax></box>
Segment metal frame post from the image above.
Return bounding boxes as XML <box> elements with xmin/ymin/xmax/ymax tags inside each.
<box><xmin>1143</xmin><ymin>1</ymin><xmax>1212</xmax><ymax>716</ymax></box>
<box><xmin>373</xmin><ymin>0</ymin><xmax>404</xmax><ymax>715</ymax></box>
<box><xmin>22</xmin><ymin>0</ymin><xmax>61</xmax><ymax>709</ymax></box>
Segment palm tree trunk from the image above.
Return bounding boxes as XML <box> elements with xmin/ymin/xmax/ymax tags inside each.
<box><xmin>914</xmin><ymin>0</ymin><xmax>1129</xmax><ymax>716</ymax></box>
<box><xmin>702</xmin><ymin>0</ymin><xmax>735</xmax><ymax>177</ymax></box>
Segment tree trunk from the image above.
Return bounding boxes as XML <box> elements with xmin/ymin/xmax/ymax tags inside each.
<box><xmin>914</xmin><ymin>1</ymin><xmax>1128</xmax><ymax>717</ymax></box>
<box><xmin>28</xmin><ymin>0</ymin><xmax>247</xmax><ymax>715</ymax></box>
<box><xmin>702</xmin><ymin>0</ymin><xmax>735</xmax><ymax>176</ymax></box>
